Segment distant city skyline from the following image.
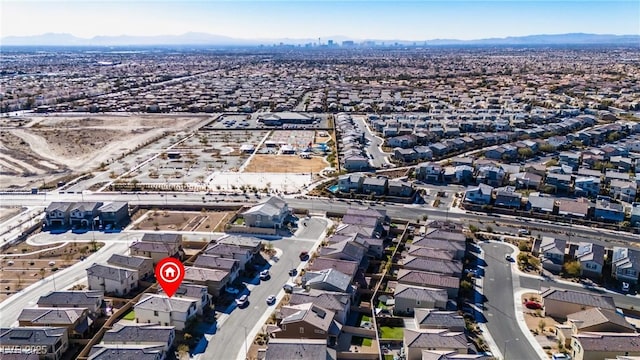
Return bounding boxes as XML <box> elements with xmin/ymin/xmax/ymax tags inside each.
<box><xmin>1</xmin><ymin>1</ymin><xmax>638</xmax><ymax>41</ymax></box>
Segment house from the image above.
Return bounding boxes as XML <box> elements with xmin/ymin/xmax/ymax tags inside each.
<box><xmin>18</xmin><ymin>307</ymin><xmax>91</xmax><ymax>338</ymax></box>
<box><xmin>546</xmin><ymin>173</ymin><xmax>573</xmax><ymax>193</ymax></box>
<box><xmin>101</xmin><ymin>323</ymin><xmax>175</xmax><ymax>354</ymax></box>
<box><xmin>158</xmin><ymin>283</ymin><xmax>211</xmax><ymax>315</ymax></box>
<box><xmin>0</xmin><ymin>327</ymin><xmax>69</xmax><ymax>360</ymax></box>
<box><xmin>632</xmin><ymin>202</ymin><xmax>640</xmax><ymax>226</ymax></box>
<box><xmin>570</xmin><ymin>332</ymin><xmax>640</xmax><ymax>360</ymax></box>
<box><xmin>387</xmin><ymin>180</ymin><xmax>414</xmax><ymax>197</ymax></box>
<box><xmin>404</xmin><ymin>329</ymin><xmax>468</xmax><ymax>360</ymax></box>
<box><xmin>69</xmin><ymin>202</ymin><xmax>103</xmax><ymax>229</ymax></box>
<box><xmin>129</xmin><ymin>241</ymin><xmax>181</xmax><ymax>265</ymax></box>
<box><xmin>538</xmin><ymin>237</ymin><xmax>566</xmax><ymax>274</ymax></box>
<box><xmin>493</xmin><ymin>186</ymin><xmax>522</xmax><ymax>209</ymax></box>
<box><xmin>393</xmin><ymin>148</ymin><xmax>418</xmax><ymax>163</ymax></box>
<box><xmin>337</xmin><ymin>174</ymin><xmax>365</xmax><ymax>193</ymax></box>
<box><xmin>342</xmin><ymin>155</ymin><xmax>369</xmax><ymax>171</ymax></box>
<box><xmin>463</xmin><ymin>184</ymin><xmax>493</xmax><ymax>205</ymax></box>
<box><xmin>574</xmin><ymin>177</ymin><xmax>601</xmax><ymax>198</ymax></box>
<box><xmin>559</xmin><ymin>152</ymin><xmax>581</xmax><ymax>171</ymax></box>
<box><xmin>567</xmin><ymin>308</ymin><xmax>635</xmax><ymax>334</ymax></box>
<box><xmin>557</xmin><ymin>198</ymin><xmax>591</xmax><ymax>219</ymax></box>
<box><xmin>610</xmin><ymin>180</ymin><xmax>637</xmax><ymax>203</ymax></box>
<box><xmin>192</xmin><ymin>254</ymin><xmax>240</xmax><ymax>282</ymax></box>
<box><xmin>393</xmin><ymin>284</ymin><xmax>448</xmax><ymax>316</ymax></box>
<box><xmin>452</xmin><ymin>165</ymin><xmax>474</xmax><ymax>184</ymax></box>
<box><xmin>527</xmin><ymin>194</ymin><xmax>556</xmax><ymax>214</ymax></box>
<box><xmin>204</xmin><ymin>243</ymin><xmax>255</xmax><ymax>270</ymax></box>
<box><xmin>289</xmin><ymin>289</ymin><xmax>351</xmax><ymax>325</ymax></box>
<box><xmin>301</xmin><ymin>269</ymin><xmax>353</xmax><ymax>293</ymax></box>
<box><xmin>183</xmin><ymin>266</ymin><xmax>230</xmax><ymax>296</ymax></box>
<box><xmin>611</xmin><ymin>247</ymin><xmax>640</xmax><ymax>284</ymax></box>
<box><xmin>134</xmin><ymin>294</ymin><xmax>197</xmax><ymax>331</ymax></box>
<box><xmin>361</xmin><ymin>176</ymin><xmax>388</xmax><ymax>196</ymax></box>
<box><xmin>45</xmin><ymin>202</ymin><xmax>73</xmax><ymax>228</ymax></box>
<box><xmin>416</xmin><ymin>162</ymin><xmax>443</xmax><ymax>183</ymax></box>
<box><xmin>476</xmin><ymin>166</ymin><xmax>505</xmax><ymax>187</ymax></box>
<box><xmin>263</xmin><ymin>338</ymin><xmax>337</xmax><ymax>360</ymax></box>
<box><xmin>412</xmin><ymin>237</ymin><xmax>465</xmax><ymax>260</ymax></box>
<box><xmin>86</xmin><ymin>263</ymin><xmax>139</xmax><ymax>296</ymax></box>
<box><xmin>107</xmin><ymin>254</ymin><xmax>153</xmax><ymax>280</ymax></box>
<box><xmin>541</xmin><ymin>288</ymin><xmax>616</xmax><ymax>320</ymax></box>
<box><xmin>414</xmin><ymin>310</ymin><xmax>465</xmax><ymax>331</ymax></box>
<box><xmin>396</xmin><ymin>269</ymin><xmax>459</xmax><ymax>298</ymax></box>
<box><xmin>276</xmin><ymin>303</ymin><xmax>340</xmax><ymax>344</ymax></box>
<box><xmin>594</xmin><ymin>199</ymin><xmax>625</xmax><ymax>223</ymax></box>
<box><xmin>242</xmin><ymin>196</ymin><xmax>292</xmax><ymax>229</ymax></box>
<box><xmin>37</xmin><ymin>291</ymin><xmax>104</xmax><ymax>317</ymax></box>
<box><xmin>400</xmin><ymin>256</ymin><xmax>463</xmax><ymax>277</ymax></box>
<box><xmin>575</xmin><ymin>242</ymin><xmax>605</xmax><ymax>279</ymax></box>
<box><xmin>98</xmin><ymin>202</ymin><xmax>129</xmax><ymax>228</ymax></box>
<box><xmin>307</xmin><ymin>258</ymin><xmax>359</xmax><ymax>281</ymax></box>
<box><xmin>87</xmin><ymin>345</ymin><xmax>164</xmax><ymax>360</ymax></box>
<box><xmin>513</xmin><ymin>172</ymin><xmax>543</xmax><ymax>189</ymax></box>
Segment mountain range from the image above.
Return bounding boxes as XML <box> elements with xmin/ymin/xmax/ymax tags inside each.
<box><xmin>1</xmin><ymin>32</ymin><xmax>639</xmax><ymax>46</ymax></box>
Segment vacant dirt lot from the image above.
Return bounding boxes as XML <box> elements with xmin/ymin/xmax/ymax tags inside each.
<box><xmin>133</xmin><ymin>210</ymin><xmax>234</xmax><ymax>232</ymax></box>
<box><xmin>244</xmin><ymin>154</ymin><xmax>328</xmax><ymax>173</ymax></box>
<box><xmin>0</xmin><ymin>240</ymin><xmax>103</xmax><ymax>302</ymax></box>
<box><xmin>1</xmin><ymin>114</ymin><xmax>204</xmax><ymax>188</ymax></box>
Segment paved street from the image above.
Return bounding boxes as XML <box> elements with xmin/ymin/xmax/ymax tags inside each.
<box><xmin>198</xmin><ymin>217</ymin><xmax>328</xmax><ymax>359</ymax></box>
<box><xmin>352</xmin><ymin>115</ymin><xmax>389</xmax><ymax>167</ymax></box>
<box><xmin>480</xmin><ymin>242</ymin><xmax>539</xmax><ymax>360</ymax></box>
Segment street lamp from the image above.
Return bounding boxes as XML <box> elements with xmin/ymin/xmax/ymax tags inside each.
<box><xmin>502</xmin><ymin>338</ymin><xmax>519</xmax><ymax>360</ymax></box>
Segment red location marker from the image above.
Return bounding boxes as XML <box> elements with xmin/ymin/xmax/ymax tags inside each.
<box><xmin>155</xmin><ymin>257</ymin><xmax>185</xmax><ymax>297</ymax></box>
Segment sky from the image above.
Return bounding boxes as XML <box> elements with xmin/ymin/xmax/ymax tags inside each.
<box><xmin>1</xmin><ymin>0</ymin><xmax>639</xmax><ymax>40</ymax></box>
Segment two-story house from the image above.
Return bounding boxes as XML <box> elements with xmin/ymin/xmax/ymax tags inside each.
<box><xmin>537</xmin><ymin>237</ymin><xmax>566</xmax><ymax>274</ymax></box>
<box><xmin>134</xmin><ymin>294</ymin><xmax>197</xmax><ymax>331</ymax></box>
<box><xmin>574</xmin><ymin>242</ymin><xmax>605</xmax><ymax>279</ymax></box>
<box><xmin>69</xmin><ymin>202</ymin><xmax>103</xmax><ymax>229</ymax></box>
<box><xmin>0</xmin><ymin>327</ymin><xmax>69</xmax><ymax>360</ymax></box>
<box><xmin>242</xmin><ymin>196</ymin><xmax>291</xmax><ymax>229</ymax></box>
<box><xmin>86</xmin><ymin>263</ymin><xmax>139</xmax><ymax>296</ymax></box>
<box><xmin>611</xmin><ymin>246</ymin><xmax>640</xmax><ymax>285</ymax></box>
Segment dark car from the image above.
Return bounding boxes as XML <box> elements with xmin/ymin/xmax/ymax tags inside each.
<box><xmin>299</xmin><ymin>251</ymin><xmax>309</xmax><ymax>261</ymax></box>
<box><xmin>288</xmin><ymin>268</ymin><xmax>298</xmax><ymax>276</ymax></box>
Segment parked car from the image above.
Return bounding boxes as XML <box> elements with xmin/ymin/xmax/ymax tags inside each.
<box><xmin>235</xmin><ymin>294</ymin><xmax>249</xmax><ymax>307</ymax></box>
<box><xmin>259</xmin><ymin>269</ymin><xmax>270</xmax><ymax>280</ymax></box>
<box><xmin>622</xmin><ymin>282</ymin><xmax>630</xmax><ymax>293</ymax></box>
<box><xmin>299</xmin><ymin>252</ymin><xmax>309</xmax><ymax>261</ymax></box>
<box><xmin>524</xmin><ymin>301</ymin><xmax>543</xmax><ymax>310</ymax></box>
<box><xmin>283</xmin><ymin>283</ymin><xmax>295</xmax><ymax>293</ymax></box>
<box><xmin>505</xmin><ymin>254</ymin><xmax>514</xmax><ymax>262</ymax></box>
<box><xmin>288</xmin><ymin>268</ymin><xmax>298</xmax><ymax>276</ymax></box>
<box><xmin>551</xmin><ymin>354</ymin><xmax>571</xmax><ymax>360</ymax></box>
<box><xmin>518</xmin><ymin>229</ymin><xmax>530</xmax><ymax>235</ymax></box>
<box><xmin>266</xmin><ymin>295</ymin><xmax>276</xmax><ymax>305</ymax></box>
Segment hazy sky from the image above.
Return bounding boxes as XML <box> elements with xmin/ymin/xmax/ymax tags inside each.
<box><xmin>1</xmin><ymin>1</ymin><xmax>639</xmax><ymax>40</ymax></box>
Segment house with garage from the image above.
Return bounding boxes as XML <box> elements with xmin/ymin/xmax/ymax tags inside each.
<box><xmin>0</xmin><ymin>327</ymin><xmax>69</xmax><ymax>360</ymax></box>
<box><xmin>403</xmin><ymin>329</ymin><xmax>469</xmax><ymax>360</ymax></box>
<box><xmin>37</xmin><ymin>290</ymin><xmax>104</xmax><ymax>317</ymax></box>
<box><xmin>45</xmin><ymin>202</ymin><xmax>73</xmax><ymax>228</ymax></box>
<box><xmin>611</xmin><ymin>246</ymin><xmax>640</xmax><ymax>285</ymax></box>
<box><xmin>393</xmin><ymin>284</ymin><xmax>448</xmax><ymax>315</ymax></box>
<box><xmin>134</xmin><ymin>294</ymin><xmax>197</xmax><ymax>331</ymax></box>
<box><xmin>86</xmin><ymin>263</ymin><xmax>139</xmax><ymax>297</ymax></box>
<box><xmin>98</xmin><ymin>202</ymin><xmax>129</xmax><ymax>229</ymax></box>
<box><xmin>541</xmin><ymin>288</ymin><xmax>616</xmax><ymax>320</ymax></box>
<box><xmin>464</xmin><ymin>184</ymin><xmax>493</xmax><ymax>205</ymax></box>
<box><xmin>69</xmin><ymin>202</ymin><xmax>103</xmax><ymax>229</ymax></box>
<box><xmin>242</xmin><ymin>196</ymin><xmax>292</xmax><ymax>229</ymax></box>
<box><xmin>574</xmin><ymin>242</ymin><xmax>605</xmax><ymax>279</ymax></box>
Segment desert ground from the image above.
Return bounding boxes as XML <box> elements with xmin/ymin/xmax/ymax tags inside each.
<box><xmin>244</xmin><ymin>154</ymin><xmax>329</xmax><ymax>173</ymax></box>
<box><xmin>0</xmin><ymin>114</ymin><xmax>207</xmax><ymax>188</ymax></box>
<box><xmin>131</xmin><ymin>210</ymin><xmax>235</xmax><ymax>232</ymax></box>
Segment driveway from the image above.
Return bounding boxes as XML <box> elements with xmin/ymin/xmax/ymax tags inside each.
<box><xmin>480</xmin><ymin>242</ymin><xmax>540</xmax><ymax>360</ymax></box>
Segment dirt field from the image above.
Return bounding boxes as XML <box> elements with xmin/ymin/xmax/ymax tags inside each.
<box><xmin>0</xmin><ymin>114</ymin><xmax>205</xmax><ymax>188</ymax></box>
<box><xmin>244</xmin><ymin>154</ymin><xmax>329</xmax><ymax>173</ymax></box>
<box><xmin>521</xmin><ymin>293</ymin><xmax>561</xmax><ymax>357</ymax></box>
<box><xmin>0</xmin><ymin>207</ymin><xmax>22</xmax><ymax>223</ymax></box>
<box><xmin>0</xmin><ymin>241</ymin><xmax>104</xmax><ymax>303</ymax></box>
<box><xmin>133</xmin><ymin>210</ymin><xmax>234</xmax><ymax>232</ymax></box>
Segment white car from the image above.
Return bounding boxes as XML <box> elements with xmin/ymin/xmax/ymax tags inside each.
<box><xmin>622</xmin><ymin>282</ymin><xmax>630</xmax><ymax>292</ymax></box>
<box><xmin>259</xmin><ymin>269</ymin><xmax>270</xmax><ymax>280</ymax></box>
<box><xmin>235</xmin><ymin>294</ymin><xmax>248</xmax><ymax>307</ymax></box>
<box><xmin>266</xmin><ymin>295</ymin><xmax>276</xmax><ymax>305</ymax></box>
<box><xmin>552</xmin><ymin>354</ymin><xmax>571</xmax><ymax>360</ymax></box>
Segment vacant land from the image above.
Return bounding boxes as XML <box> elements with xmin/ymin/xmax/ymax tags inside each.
<box><xmin>244</xmin><ymin>154</ymin><xmax>328</xmax><ymax>173</ymax></box>
<box><xmin>134</xmin><ymin>210</ymin><xmax>234</xmax><ymax>232</ymax></box>
<box><xmin>0</xmin><ymin>207</ymin><xmax>22</xmax><ymax>223</ymax></box>
<box><xmin>1</xmin><ymin>114</ymin><xmax>204</xmax><ymax>188</ymax></box>
<box><xmin>0</xmin><ymin>240</ymin><xmax>103</xmax><ymax>302</ymax></box>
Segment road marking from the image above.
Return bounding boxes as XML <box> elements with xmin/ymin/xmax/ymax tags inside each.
<box><xmin>487</xmin><ymin>313</ymin><xmax>493</xmax><ymax>317</ymax></box>
<box><xmin>489</xmin><ymin>278</ymin><xmax>495</xmax><ymax>281</ymax></box>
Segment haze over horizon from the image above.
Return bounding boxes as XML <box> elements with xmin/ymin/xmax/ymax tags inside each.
<box><xmin>2</xmin><ymin>0</ymin><xmax>639</xmax><ymax>42</ymax></box>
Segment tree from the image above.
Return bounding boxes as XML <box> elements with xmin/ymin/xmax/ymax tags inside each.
<box><xmin>563</xmin><ymin>261</ymin><xmax>581</xmax><ymax>277</ymax></box>
<box><xmin>538</xmin><ymin>319</ymin><xmax>546</xmax><ymax>334</ymax></box>
<box><xmin>518</xmin><ymin>147</ymin><xmax>534</xmax><ymax>159</ymax></box>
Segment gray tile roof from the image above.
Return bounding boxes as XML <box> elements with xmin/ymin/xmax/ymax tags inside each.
<box><xmin>567</xmin><ymin>308</ymin><xmax>635</xmax><ymax>331</ymax></box>
<box><xmin>404</xmin><ymin>329</ymin><xmax>468</xmax><ymax>349</ymax></box>
<box><xmin>541</xmin><ymin>288</ymin><xmax>616</xmax><ymax>309</ymax></box>
<box><xmin>414</xmin><ymin>310</ymin><xmax>465</xmax><ymax>330</ymax></box>
<box><xmin>135</xmin><ymin>294</ymin><xmax>196</xmax><ymax>313</ymax></box>
<box><xmin>140</xmin><ymin>233</ymin><xmax>181</xmax><ymax>244</ymax></box>
<box><xmin>394</xmin><ymin>284</ymin><xmax>448</xmax><ymax>303</ymax></box>
<box><xmin>573</xmin><ymin>332</ymin><xmax>640</xmax><ymax>352</ymax></box>
<box><xmin>308</xmin><ymin>258</ymin><xmax>358</xmax><ymax>278</ymax></box>
<box><xmin>103</xmin><ymin>324</ymin><xmax>174</xmax><ymax>344</ymax></box>
<box><xmin>265</xmin><ymin>338</ymin><xmax>336</xmax><ymax>360</ymax></box>
<box><xmin>302</xmin><ymin>268</ymin><xmax>352</xmax><ymax>293</ymax></box>
<box><xmin>18</xmin><ymin>307</ymin><xmax>86</xmax><ymax>325</ymax></box>
<box><xmin>88</xmin><ymin>344</ymin><xmax>164</xmax><ymax>360</ymax></box>
<box><xmin>193</xmin><ymin>254</ymin><xmax>239</xmax><ymax>271</ymax></box>
<box><xmin>289</xmin><ymin>289</ymin><xmax>350</xmax><ymax>314</ymax></box>
<box><xmin>401</xmin><ymin>256</ymin><xmax>462</xmax><ymax>275</ymax></box>
<box><xmin>98</xmin><ymin>202</ymin><xmax>128</xmax><ymax>213</ymax></box>
<box><xmin>280</xmin><ymin>303</ymin><xmax>335</xmax><ymax>331</ymax></box>
<box><xmin>396</xmin><ymin>269</ymin><xmax>459</xmax><ymax>289</ymax></box>
<box><xmin>87</xmin><ymin>263</ymin><xmax>136</xmax><ymax>282</ymax></box>
<box><xmin>107</xmin><ymin>254</ymin><xmax>151</xmax><ymax>271</ymax></box>
<box><xmin>243</xmin><ymin>196</ymin><xmax>287</xmax><ymax>217</ymax></box>
<box><xmin>0</xmin><ymin>327</ymin><xmax>67</xmax><ymax>346</ymax></box>
<box><xmin>37</xmin><ymin>290</ymin><xmax>103</xmax><ymax>308</ymax></box>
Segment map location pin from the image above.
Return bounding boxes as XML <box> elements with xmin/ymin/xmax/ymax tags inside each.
<box><xmin>156</xmin><ymin>257</ymin><xmax>185</xmax><ymax>297</ymax></box>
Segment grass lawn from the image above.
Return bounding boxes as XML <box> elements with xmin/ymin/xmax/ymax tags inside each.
<box><xmin>362</xmin><ymin>338</ymin><xmax>373</xmax><ymax>346</ymax></box>
<box><xmin>384</xmin><ymin>355</ymin><xmax>394</xmax><ymax>360</ymax></box>
<box><xmin>234</xmin><ymin>218</ymin><xmax>245</xmax><ymax>225</ymax></box>
<box><xmin>123</xmin><ymin>310</ymin><xmax>135</xmax><ymax>320</ymax></box>
<box><xmin>362</xmin><ymin>315</ymin><xmax>371</xmax><ymax>322</ymax></box>
<box><xmin>380</xmin><ymin>326</ymin><xmax>403</xmax><ymax>340</ymax></box>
